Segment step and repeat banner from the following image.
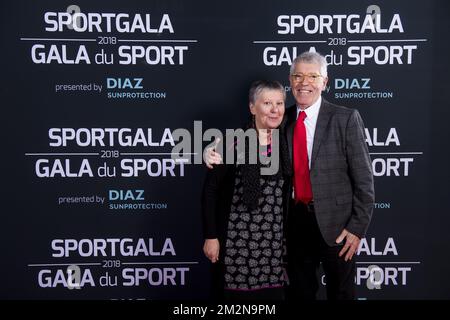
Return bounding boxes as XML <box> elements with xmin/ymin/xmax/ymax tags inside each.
<box><xmin>1</xmin><ymin>0</ymin><xmax>449</xmax><ymax>300</ymax></box>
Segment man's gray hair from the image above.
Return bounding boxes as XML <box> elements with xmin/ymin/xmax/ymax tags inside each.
<box><xmin>290</xmin><ymin>51</ymin><xmax>328</xmax><ymax>77</ymax></box>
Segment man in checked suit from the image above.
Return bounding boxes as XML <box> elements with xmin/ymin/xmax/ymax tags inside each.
<box><xmin>285</xmin><ymin>51</ymin><xmax>375</xmax><ymax>300</ymax></box>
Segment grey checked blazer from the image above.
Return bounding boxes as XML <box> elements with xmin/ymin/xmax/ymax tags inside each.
<box><xmin>285</xmin><ymin>99</ymin><xmax>375</xmax><ymax>246</ymax></box>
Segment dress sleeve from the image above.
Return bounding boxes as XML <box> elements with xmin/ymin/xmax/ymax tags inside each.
<box><xmin>201</xmin><ymin>164</ymin><xmax>229</xmax><ymax>239</ymax></box>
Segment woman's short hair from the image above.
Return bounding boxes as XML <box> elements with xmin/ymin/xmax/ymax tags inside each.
<box><xmin>248</xmin><ymin>80</ymin><xmax>286</xmax><ymax>104</ymax></box>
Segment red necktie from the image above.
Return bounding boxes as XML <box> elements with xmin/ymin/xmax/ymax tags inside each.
<box><xmin>293</xmin><ymin>111</ymin><xmax>313</xmax><ymax>204</ymax></box>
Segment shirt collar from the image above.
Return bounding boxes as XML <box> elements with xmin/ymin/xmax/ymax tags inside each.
<box><xmin>296</xmin><ymin>96</ymin><xmax>322</xmax><ymax>120</ymax></box>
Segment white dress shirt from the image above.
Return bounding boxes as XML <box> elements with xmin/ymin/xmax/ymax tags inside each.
<box><xmin>296</xmin><ymin>96</ymin><xmax>322</xmax><ymax>169</ymax></box>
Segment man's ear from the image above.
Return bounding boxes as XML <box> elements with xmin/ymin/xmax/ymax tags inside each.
<box><xmin>322</xmin><ymin>76</ymin><xmax>329</xmax><ymax>91</ymax></box>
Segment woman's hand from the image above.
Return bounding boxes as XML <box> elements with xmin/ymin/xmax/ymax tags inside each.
<box><xmin>203</xmin><ymin>138</ymin><xmax>223</xmax><ymax>169</ymax></box>
<box><xmin>203</xmin><ymin>239</ymin><xmax>220</xmax><ymax>263</ymax></box>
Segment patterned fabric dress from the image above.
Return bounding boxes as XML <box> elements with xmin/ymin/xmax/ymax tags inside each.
<box><xmin>223</xmin><ymin>165</ymin><xmax>285</xmax><ymax>291</ymax></box>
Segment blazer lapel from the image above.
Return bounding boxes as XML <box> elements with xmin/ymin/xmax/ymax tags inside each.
<box><xmin>311</xmin><ymin>99</ymin><xmax>332</xmax><ymax>170</ymax></box>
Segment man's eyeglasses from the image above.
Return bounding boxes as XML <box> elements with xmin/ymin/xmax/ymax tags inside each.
<box><xmin>291</xmin><ymin>73</ymin><xmax>322</xmax><ymax>83</ymax></box>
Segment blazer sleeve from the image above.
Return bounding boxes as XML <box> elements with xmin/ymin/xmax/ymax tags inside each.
<box><xmin>201</xmin><ymin>164</ymin><xmax>229</xmax><ymax>239</ymax></box>
<box><xmin>344</xmin><ymin>109</ymin><xmax>375</xmax><ymax>238</ymax></box>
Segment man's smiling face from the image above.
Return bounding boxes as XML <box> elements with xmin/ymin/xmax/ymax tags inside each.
<box><xmin>289</xmin><ymin>62</ymin><xmax>328</xmax><ymax>109</ymax></box>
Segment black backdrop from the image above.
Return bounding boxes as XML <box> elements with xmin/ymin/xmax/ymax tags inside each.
<box><xmin>1</xmin><ymin>0</ymin><xmax>449</xmax><ymax>300</ymax></box>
